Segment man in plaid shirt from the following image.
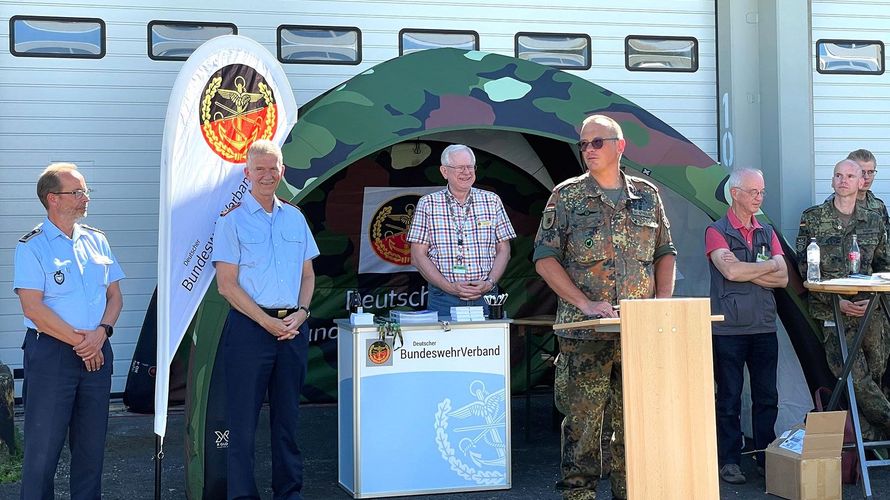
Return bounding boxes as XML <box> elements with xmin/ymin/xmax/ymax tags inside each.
<box><xmin>407</xmin><ymin>144</ymin><xmax>516</xmax><ymax>317</ymax></box>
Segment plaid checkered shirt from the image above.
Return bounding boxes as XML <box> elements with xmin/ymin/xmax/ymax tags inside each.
<box><xmin>407</xmin><ymin>187</ymin><xmax>516</xmax><ymax>282</ymax></box>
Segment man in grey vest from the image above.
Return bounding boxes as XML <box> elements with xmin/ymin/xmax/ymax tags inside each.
<box><xmin>704</xmin><ymin>167</ymin><xmax>788</xmax><ymax>484</ymax></box>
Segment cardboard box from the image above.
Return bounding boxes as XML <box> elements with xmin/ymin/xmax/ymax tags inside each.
<box><xmin>765</xmin><ymin>411</ymin><xmax>846</xmax><ymax>500</ymax></box>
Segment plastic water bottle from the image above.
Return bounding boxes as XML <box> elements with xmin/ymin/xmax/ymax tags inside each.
<box><xmin>806</xmin><ymin>238</ymin><xmax>821</xmax><ymax>282</ymax></box>
<box><xmin>848</xmin><ymin>234</ymin><xmax>861</xmax><ymax>275</ymax></box>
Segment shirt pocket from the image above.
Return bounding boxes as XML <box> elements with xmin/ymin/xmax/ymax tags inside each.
<box><xmin>279</xmin><ymin>229</ymin><xmax>306</xmax><ymax>275</ymax></box>
<box><xmin>240</xmin><ymin>231</ymin><xmax>268</xmax><ymax>268</ymax></box>
<box><xmin>42</xmin><ymin>263</ymin><xmax>75</xmax><ymax>298</ymax></box>
<box><xmin>628</xmin><ymin>210</ymin><xmax>659</xmax><ymax>263</ymax></box>
<box><xmin>89</xmin><ymin>254</ymin><xmax>113</xmax><ymax>288</ymax></box>
<box><xmin>566</xmin><ymin>211</ymin><xmax>607</xmax><ymax>266</ymax></box>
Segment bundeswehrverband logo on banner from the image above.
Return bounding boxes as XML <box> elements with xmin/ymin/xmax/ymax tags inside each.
<box><xmin>359</xmin><ymin>187</ymin><xmax>440</xmax><ymax>274</ymax></box>
<box><xmin>155</xmin><ymin>35</ymin><xmax>297</xmax><ymax>438</ymax></box>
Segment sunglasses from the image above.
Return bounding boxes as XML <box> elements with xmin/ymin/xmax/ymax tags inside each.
<box><xmin>576</xmin><ymin>137</ymin><xmax>620</xmax><ymax>151</ymax></box>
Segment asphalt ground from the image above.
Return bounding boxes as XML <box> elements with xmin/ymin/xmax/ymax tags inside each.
<box><xmin>1</xmin><ymin>393</ymin><xmax>887</xmax><ymax>499</ymax></box>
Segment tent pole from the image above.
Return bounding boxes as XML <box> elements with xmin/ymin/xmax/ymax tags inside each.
<box><xmin>155</xmin><ymin>434</ymin><xmax>163</xmax><ymax>500</ymax></box>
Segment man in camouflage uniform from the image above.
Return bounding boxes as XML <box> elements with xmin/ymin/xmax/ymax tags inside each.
<box><xmin>797</xmin><ymin>159</ymin><xmax>890</xmax><ymax>440</ymax></box>
<box><xmin>534</xmin><ymin>115</ymin><xmax>676</xmax><ymax>500</ymax></box>
<box><xmin>848</xmin><ymin>149</ymin><xmax>889</xmax><ymax>233</ymax></box>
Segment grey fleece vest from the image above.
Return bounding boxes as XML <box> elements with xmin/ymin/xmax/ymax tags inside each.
<box><xmin>708</xmin><ymin>216</ymin><xmax>777</xmax><ymax>335</ymax></box>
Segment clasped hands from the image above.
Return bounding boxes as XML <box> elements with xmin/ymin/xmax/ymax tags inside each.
<box><xmin>839</xmin><ymin>298</ymin><xmax>869</xmax><ymax>318</ymax></box>
<box><xmin>263</xmin><ymin>311</ymin><xmax>307</xmax><ymax>341</ymax></box>
<box><xmin>447</xmin><ymin>280</ymin><xmax>495</xmax><ymax>301</ymax></box>
<box><xmin>72</xmin><ymin>326</ymin><xmax>106</xmax><ymax>372</ymax></box>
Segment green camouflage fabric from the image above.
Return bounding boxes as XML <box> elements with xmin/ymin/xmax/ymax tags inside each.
<box><xmin>532</xmin><ymin>171</ymin><xmax>674</xmax><ymax>339</ymax></box>
<box><xmin>821</xmin><ymin>323</ymin><xmax>890</xmax><ymax>440</ymax></box>
<box><xmin>555</xmin><ymin>337</ymin><xmax>625</xmax><ymax>500</ymax></box>
<box><xmin>795</xmin><ymin>199</ymin><xmax>890</xmax><ymax>323</ymax></box>
<box><xmin>864</xmin><ymin>190</ymin><xmax>890</xmax><ymax>238</ymax></box>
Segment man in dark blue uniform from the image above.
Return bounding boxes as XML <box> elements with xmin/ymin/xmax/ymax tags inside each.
<box><xmin>212</xmin><ymin>139</ymin><xmax>319</xmax><ymax>499</ymax></box>
<box><xmin>14</xmin><ymin>163</ymin><xmax>124</xmax><ymax>499</ymax></box>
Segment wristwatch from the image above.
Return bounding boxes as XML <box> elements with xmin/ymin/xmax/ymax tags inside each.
<box><xmin>297</xmin><ymin>305</ymin><xmax>311</xmax><ymax>318</ymax></box>
<box><xmin>99</xmin><ymin>323</ymin><xmax>114</xmax><ymax>338</ymax></box>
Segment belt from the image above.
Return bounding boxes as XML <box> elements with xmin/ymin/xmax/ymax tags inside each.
<box><xmin>260</xmin><ymin>307</ymin><xmax>298</xmax><ymax>319</ymax></box>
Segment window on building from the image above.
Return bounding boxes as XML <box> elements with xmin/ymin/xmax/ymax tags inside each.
<box><xmin>625</xmin><ymin>36</ymin><xmax>698</xmax><ymax>72</ymax></box>
<box><xmin>149</xmin><ymin>21</ymin><xmax>236</xmax><ymax>61</ymax></box>
<box><xmin>816</xmin><ymin>39</ymin><xmax>884</xmax><ymax>75</ymax></box>
<box><xmin>399</xmin><ymin>29</ymin><xmax>478</xmax><ymax>55</ymax></box>
<box><xmin>514</xmin><ymin>32</ymin><xmax>590</xmax><ymax>70</ymax></box>
<box><xmin>10</xmin><ymin>16</ymin><xmax>105</xmax><ymax>58</ymax></box>
<box><xmin>277</xmin><ymin>25</ymin><xmax>361</xmax><ymax>64</ymax></box>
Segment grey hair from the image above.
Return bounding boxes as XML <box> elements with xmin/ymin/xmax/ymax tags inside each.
<box><xmin>247</xmin><ymin>139</ymin><xmax>283</xmax><ymax>165</ymax></box>
<box><xmin>580</xmin><ymin>114</ymin><xmax>624</xmax><ymax>140</ymax></box>
<box><xmin>440</xmin><ymin>144</ymin><xmax>476</xmax><ymax>166</ymax></box>
<box><xmin>727</xmin><ymin>167</ymin><xmax>764</xmax><ymax>189</ymax></box>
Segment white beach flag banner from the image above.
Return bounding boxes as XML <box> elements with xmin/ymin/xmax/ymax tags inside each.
<box><xmin>155</xmin><ymin>35</ymin><xmax>297</xmax><ymax>438</ymax></box>
<box><xmin>358</xmin><ymin>186</ymin><xmax>440</xmax><ymax>274</ymax></box>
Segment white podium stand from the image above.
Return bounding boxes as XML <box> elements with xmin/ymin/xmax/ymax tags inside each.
<box><xmin>336</xmin><ymin>319</ymin><xmax>512</xmax><ymax>498</ymax></box>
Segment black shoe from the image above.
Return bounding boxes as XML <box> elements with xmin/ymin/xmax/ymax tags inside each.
<box><xmin>719</xmin><ymin>464</ymin><xmax>747</xmax><ymax>484</ymax></box>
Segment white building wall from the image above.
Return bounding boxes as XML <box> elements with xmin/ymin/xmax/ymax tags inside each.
<box><xmin>812</xmin><ymin>0</ymin><xmax>890</xmax><ymax>202</ymax></box>
<box><xmin>0</xmin><ymin>0</ymin><xmax>717</xmax><ymax>395</ymax></box>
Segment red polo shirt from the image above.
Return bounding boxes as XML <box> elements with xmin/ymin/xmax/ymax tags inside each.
<box><xmin>705</xmin><ymin>209</ymin><xmax>783</xmax><ymax>258</ymax></box>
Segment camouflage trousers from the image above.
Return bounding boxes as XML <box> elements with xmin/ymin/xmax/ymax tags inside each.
<box><xmin>821</xmin><ymin>315</ymin><xmax>890</xmax><ymax>440</ymax></box>
<box><xmin>554</xmin><ymin>337</ymin><xmax>625</xmax><ymax>500</ymax></box>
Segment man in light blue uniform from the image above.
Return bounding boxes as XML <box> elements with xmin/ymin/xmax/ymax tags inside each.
<box><xmin>13</xmin><ymin>163</ymin><xmax>124</xmax><ymax>500</ymax></box>
<box><xmin>212</xmin><ymin>139</ymin><xmax>319</xmax><ymax>500</ymax></box>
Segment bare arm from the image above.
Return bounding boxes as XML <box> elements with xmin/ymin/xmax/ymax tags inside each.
<box><xmin>534</xmin><ymin>257</ymin><xmax>614</xmax><ymax>317</ymax></box>
<box><xmin>710</xmin><ymin>248</ymin><xmax>777</xmax><ymax>282</ymax></box>
<box><xmin>17</xmin><ymin>288</ymin><xmax>84</xmax><ymax>346</ymax></box>
<box><xmin>279</xmin><ymin>259</ymin><xmax>315</xmax><ymax>339</ymax></box>
<box><xmin>751</xmin><ymin>255</ymin><xmax>789</xmax><ymax>288</ymax></box>
<box><xmin>215</xmin><ymin>261</ymin><xmax>293</xmax><ymax>337</ymax></box>
<box><xmin>74</xmin><ymin>280</ymin><xmax>124</xmax><ymax>366</ymax></box>
<box><xmin>654</xmin><ymin>254</ymin><xmax>676</xmax><ymax>298</ymax></box>
<box><xmin>410</xmin><ymin>243</ymin><xmax>458</xmax><ymax>295</ymax></box>
<box><xmin>488</xmin><ymin>240</ymin><xmax>511</xmax><ymax>284</ymax></box>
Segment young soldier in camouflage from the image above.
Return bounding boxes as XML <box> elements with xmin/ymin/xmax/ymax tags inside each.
<box><xmin>533</xmin><ymin>115</ymin><xmax>676</xmax><ymax>500</ymax></box>
<box><xmin>797</xmin><ymin>159</ymin><xmax>890</xmax><ymax>440</ymax></box>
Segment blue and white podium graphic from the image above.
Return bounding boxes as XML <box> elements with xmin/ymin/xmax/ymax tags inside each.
<box><xmin>336</xmin><ymin>320</ymin><xmax>512</xmax><ymax>498</ymax></box>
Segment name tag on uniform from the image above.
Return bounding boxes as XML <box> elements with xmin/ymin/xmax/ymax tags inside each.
<box><xmin>452</xmin><ymin>264</ymin><xmax>468</xmax><ymax>274</ymax></box>
<box><xmin>477</xmin><ymin>219</ymin><xmax>492</xmax><ymax>228</ymax></box>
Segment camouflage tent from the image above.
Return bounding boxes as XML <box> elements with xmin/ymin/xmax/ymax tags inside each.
<box><xmin>172</xmin><ymin>49</ymin><xmax>826</xmax><ymax>497</ymax></box>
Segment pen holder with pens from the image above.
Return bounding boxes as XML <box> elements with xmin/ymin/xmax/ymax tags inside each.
<box><xmin>484</xmin><ymin>293</ymin><xmax>508</xmax><ymax>320</ymax></box>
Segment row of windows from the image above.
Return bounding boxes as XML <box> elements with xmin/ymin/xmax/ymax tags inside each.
<box><xmin>9</xmin><ymin>15</ymin><xmax>699</xmax><ymax>72</ymax></box>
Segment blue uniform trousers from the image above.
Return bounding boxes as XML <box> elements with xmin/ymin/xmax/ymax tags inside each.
<box><xmin>222</xmin><ymin>309</ymin><xmax>309</xmax><ymax>500</ymax></box>
<box><xmin>713</xmin><ymin>332</ymin><xmax>778</xmax><ymax>467</ymax></box>
<box><xmin>20</xmin><ymin>329</ymin><xmax>112</xmax><ymax>500</ymax></box>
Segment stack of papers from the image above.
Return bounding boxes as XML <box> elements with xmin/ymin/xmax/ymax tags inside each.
<box><xmin>450</xmin><ymin>306</ymin><xmax>485</xmax><ymax>322</ymax></box>
<box><xmin>390</xmin><ymin>310</ymin><xmax>439</xmax><ymax>324</ymax></box>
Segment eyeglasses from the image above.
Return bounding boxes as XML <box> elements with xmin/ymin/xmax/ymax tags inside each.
<box><xmin>51</xmin><ymin>188</ymin><xmax>93</xmax><ymax>200</ymax></box>
<box><xmin>444</xmin><ymin>164</ymin><xmax>477</xmax><ymax>172</ymax></box>
<box><xmin>863</xmin><ymin>169</ymin><xmax>878</xmax><ymax>178</ymax></box>
<box><xmin>736</xmin><ymin>188</ymin><xmax>766</xmax><ymax>198</ymax></box>
<box><xmin>576</xmin><ymin>137</ymin><xmax>620</xmax><ymax>151</ymax></box>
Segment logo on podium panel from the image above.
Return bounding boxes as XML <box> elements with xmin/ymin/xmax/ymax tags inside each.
<box><xmin>434</xmin><ymin>380</ymin><xmax>507</xmax><ymax>485</ymax></box>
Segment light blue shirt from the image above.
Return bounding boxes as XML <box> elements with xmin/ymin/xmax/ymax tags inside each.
<box><xmin>212</xmin><ymin>193</ymin><xmax>319</xmax><ymax>308</ymax></box>
<box><xmin>13</xmin><ymin>218</ymin><xmax>125</xmax><ymax>330</ymax></box>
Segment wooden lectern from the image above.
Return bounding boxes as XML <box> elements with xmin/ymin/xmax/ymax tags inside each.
<box><xmin>555</xmin><ymin>298</ymin><xmax>720</xmax><ymax>500</ymax></box>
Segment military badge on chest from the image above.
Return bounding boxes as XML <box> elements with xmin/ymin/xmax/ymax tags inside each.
<box><xmin>54</xmin><ymin>270</ymin><xmax>65</xmax><ymax>285</ymax></box>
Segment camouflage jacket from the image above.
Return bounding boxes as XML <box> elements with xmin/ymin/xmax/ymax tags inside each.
<box><xmin>796</xmin><ymin>198</ymin><xmax>890</xmax><ymax>321</ymax></box>
<box><xmin>533</xmin><ymin>171</ymin><xmax>675</xmax><ymax>339</ymax></box>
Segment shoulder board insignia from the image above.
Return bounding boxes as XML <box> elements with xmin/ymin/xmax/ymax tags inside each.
<box><xmin>220</xmin><ymin>203</ymin><xmax>241</xmax><ymax>217</ymax></box>
<box><xmin>19</xmin><ymin>227</ymin><xmax>42</xmax><ymax>243</ymax></box>
<box><xmin>627</xmin><ymin>175</ymin><xmax>659</xmax><ymax>192</ymax></box>
<box><xmin>277</xmin><ymin>196</ymin><xmax>303</xmax><ymax>212</ymax></box>
<box><xmin>79</xmin><ymin>224</ymin><xmax>105</xmax><ymax>234</ymax></box>
<box><xmin>552</xmin><ymin>174</ymin><xmax>586</xmax><ymax>193</ymax></box>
